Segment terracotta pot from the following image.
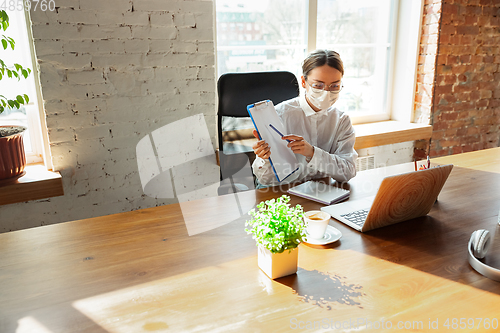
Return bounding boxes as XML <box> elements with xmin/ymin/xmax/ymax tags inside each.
<box><xmin>0</xmin><ymin>126</ymin><xmax>27</xmax><ymax>180</ymax></box>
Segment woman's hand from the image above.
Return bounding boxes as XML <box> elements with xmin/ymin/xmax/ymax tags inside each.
<box><xmin>282</xmin><ymin>134</ymin><xmax>314</xmax><ymax>159</ymax></box>
<box><xmin>252</xmin><ymin>129</ymin><xmax>271</xmax><ymax>159</ymax></box>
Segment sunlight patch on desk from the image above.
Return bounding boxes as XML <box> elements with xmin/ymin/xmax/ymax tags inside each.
<box><xmin>71</xmin><ymin>248</ymin><xmax>499</xmax><ymax>332</ymax></box>
<box><xmin>71</xmin><ymin>257</ymin><xmax>286</xmax><ymax>333</ymax></box>
<box><xmin>431</xmin><ymin>148</ymin><xmax>500</xmax><ymax>174</ymax></box>
<box><xmin>297</xmin><ymin>247</ymin><xmax>500</xmax><ymax>324</ymax></box>
<box><xmin>16</xmin><ymin>316</ymin><xmax>54</xmax><ymax>333</ymax></box>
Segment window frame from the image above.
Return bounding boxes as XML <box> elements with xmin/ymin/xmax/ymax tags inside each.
<box><xmin>309</xmin><ymin>0</ymin><xmax>399</xmax><ymax>124</ymax></box>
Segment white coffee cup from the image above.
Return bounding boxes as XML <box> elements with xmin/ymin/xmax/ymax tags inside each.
<box><xmin>304</xmin><ymin>210</ymin><xmax>331</xmax><ymax>240</ymax></box>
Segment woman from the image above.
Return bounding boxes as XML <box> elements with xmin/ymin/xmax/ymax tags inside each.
<box><xmin>252</xmin><ymin>49</ymin><xmax>357</xmax><ymax>187</ymax></box>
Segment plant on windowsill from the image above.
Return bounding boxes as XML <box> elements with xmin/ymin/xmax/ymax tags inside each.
<box><xmin>0</xmin><ymin>10</ymin><xmax>31</xmax><ymax>180</ymax></box>
<box><xmin>245</xmin><ymin>195</ymin><xmax>306</xmax><ymax>279</ymax></box>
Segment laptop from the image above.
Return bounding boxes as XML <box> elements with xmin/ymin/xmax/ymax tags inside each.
<box><xmin>321</xmin><ymin>164</ymin><xmax>454</xmax><ymax>232</ymax></box>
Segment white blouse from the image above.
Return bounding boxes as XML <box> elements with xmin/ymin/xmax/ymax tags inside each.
<box><xmin>252</xmin><ymin>94</ymin><xmax>357</xmax><ymax>185</ymax></box>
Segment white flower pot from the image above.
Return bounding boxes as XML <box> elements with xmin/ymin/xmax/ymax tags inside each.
<box><xmin>258</xmin><ymin>245</ymin><xmax>298</xmax><ymax>279</ymax></box>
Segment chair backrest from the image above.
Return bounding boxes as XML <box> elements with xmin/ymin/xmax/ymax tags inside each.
<box><xmin>217</xmin><ymin>71</ymin><xmax>299</xmax><ymax>152</ymax></box>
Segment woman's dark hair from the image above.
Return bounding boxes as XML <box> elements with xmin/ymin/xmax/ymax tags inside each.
<box><xmin>302</xmin><ymin>50</ymin><xmax>344</xmax><ymax>78</ymax></box>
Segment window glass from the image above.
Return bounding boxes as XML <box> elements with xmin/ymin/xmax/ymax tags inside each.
<box><xmin>216</xmin><ymin>0</ymin><xmax>308</xmax><ymax>78</ymax></box>
<box><xmin>0</xmin><ymin>9</ymin><xmax>39</xmax><ymax>156</ymax></box>
<box><xmin>316</xmin><ymin>0</ymin><xmax>394</xmax><ymax>116</ymax></box>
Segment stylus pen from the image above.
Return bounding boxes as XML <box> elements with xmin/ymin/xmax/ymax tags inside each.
<box><xmin>269</xmin><ymin>124</ymin><xmax>291</xmax><ymax>142</ymax></box>
<box><xmin>427</xmin><ymin>156</ymin><xmax>430</xmax><ymax>169</ymax></box>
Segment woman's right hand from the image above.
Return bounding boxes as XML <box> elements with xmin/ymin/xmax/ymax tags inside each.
<box><xmin>252</xmin><ymin>129</ymin><xmax>271</xmax><ymax>159</ymax></box>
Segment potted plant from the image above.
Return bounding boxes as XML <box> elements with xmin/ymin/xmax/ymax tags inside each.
<box><xmin>0</xmin><ymin>10</ymin><xmax>31</xmax><ymax>180</ymax></box>
<box><xmin>245</xmin><ymin>195</ymin><xmax>306</xmax><ymax>279</ymax></box>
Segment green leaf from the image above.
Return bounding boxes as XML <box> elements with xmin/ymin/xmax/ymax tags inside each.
<box><xmin>0</xmin><ymin>10</ymin><xmax>9</xmax><ymax>27</ymax></box>
<box><xmin>0</xmin><ymin>11</ymin><xmax>8</xmax><ymax>31</ymax></box>
<box><xmin>0</xmin><ymin>11</ymin><xmax>30</xmax><ymax>109</ymax></box>
<box><xmin>245</xmin><ymin>195</ymin><xmax>306</xmax><ymax>254</ymax></box>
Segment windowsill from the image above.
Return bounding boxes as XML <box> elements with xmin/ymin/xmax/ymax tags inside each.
<box><xmin>219</xmin><ymin>120</ymin><xmax>433</xmax><ymax>155</ymax></box>
<box><xmin>0</xmin><ymin>164</ymin><xmax>64</xmax><ymax>206</ymax></box>
<box><xmin>353</xmin><ymin>120</ymin><xmax>432</xmax><ymax>149</ymax></box>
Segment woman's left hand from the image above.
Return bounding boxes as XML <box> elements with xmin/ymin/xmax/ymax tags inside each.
<box><xmin>282</xmin><ymin>134</ymin><xmax>314</xmax><ymax>159</ymax></box>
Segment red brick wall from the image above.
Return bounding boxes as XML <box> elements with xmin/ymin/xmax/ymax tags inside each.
<box><xmin>414</xmin><ymin>0</ymin><xmax>442</xmax><ymax>160</ymax></box>
<box><xmin>414</xmin><ymin>0</ymin><xmax>500</xmax><ymax>159</ymax></box>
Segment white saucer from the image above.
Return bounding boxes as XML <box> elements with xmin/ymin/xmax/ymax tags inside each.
<box><xmin>304</xmin><ymin>225</ymin><xmax>342</xmax><ymax>245</ymax></box>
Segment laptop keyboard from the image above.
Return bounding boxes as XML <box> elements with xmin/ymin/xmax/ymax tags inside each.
<box><xmin>340</xmin><ymin>209</ymin><xmax>369</xmax><ymax>227</ymax></box>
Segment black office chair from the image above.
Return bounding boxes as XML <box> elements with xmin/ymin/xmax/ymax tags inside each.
<box><xmin>217</xmin><ymin>71</ymin><xmax>299</xmax><ymax>195</ymax></box>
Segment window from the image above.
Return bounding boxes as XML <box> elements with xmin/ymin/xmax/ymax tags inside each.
<box><xmin>216</xmin><ymin>0</ymin><xmax>308</xmax><ymax>77</ymax></box>
<box><xmin>215</xmin><ymin>0</ymin><xmax>399</xmax><ymax>124</ymax></box>
<box><xmin>316</xmin><ymin>0</ymin><xmax>394</xmax><ymax>121</ymax></box>
<box><xmin>0</xmin><ymin>8</ymin><xmax>45</xmax><ymax>164</ymax></box>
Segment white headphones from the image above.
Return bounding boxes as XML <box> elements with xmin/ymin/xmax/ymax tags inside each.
<box><xmin>468</xmin><ymin>229</ymin><xmax>500</xmax><ymax>281</ymax></box>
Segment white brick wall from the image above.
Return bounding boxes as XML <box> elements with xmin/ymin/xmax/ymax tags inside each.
<box><xmin>0</xmin><ymin>0</ymin><xmax>217</xmax><ymax>232</ymax></box>
<box><xmin>356</xmin><ymin>142</ymin><xmax>415</xmax><ymax>169</ymax></box>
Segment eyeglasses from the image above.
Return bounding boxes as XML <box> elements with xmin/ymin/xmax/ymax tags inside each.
<box><xmin>306</xmin><ymin>79</ymin><xmax>343</xmax><ymax>92</ymax></box>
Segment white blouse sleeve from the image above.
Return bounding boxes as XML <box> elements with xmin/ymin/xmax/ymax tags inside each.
<box><xmin>306</xmin><ymin>115</ymin><xmax>357</xmax><ymax>183</ymax></box>
<box><xmin>252</xmin><ymin>155</ymin><xmax>304</xmax><ymax>186</ymax></box>
<box><xmin>251</xmin><ymin>156</ymin><xmax>279</xmax><ymax>186</ymax></box>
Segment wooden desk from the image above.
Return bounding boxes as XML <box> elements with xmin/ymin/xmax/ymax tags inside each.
<box><xmin>1</xmin><ymin>148</ymin><xmax>500</xmax><ymax>332</ymax></box>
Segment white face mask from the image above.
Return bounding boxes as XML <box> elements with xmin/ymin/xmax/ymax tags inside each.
<box><xmin>306</xmin><ymin>86</ymin><xmax>340</xmax><ymax>110</ymax></box>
